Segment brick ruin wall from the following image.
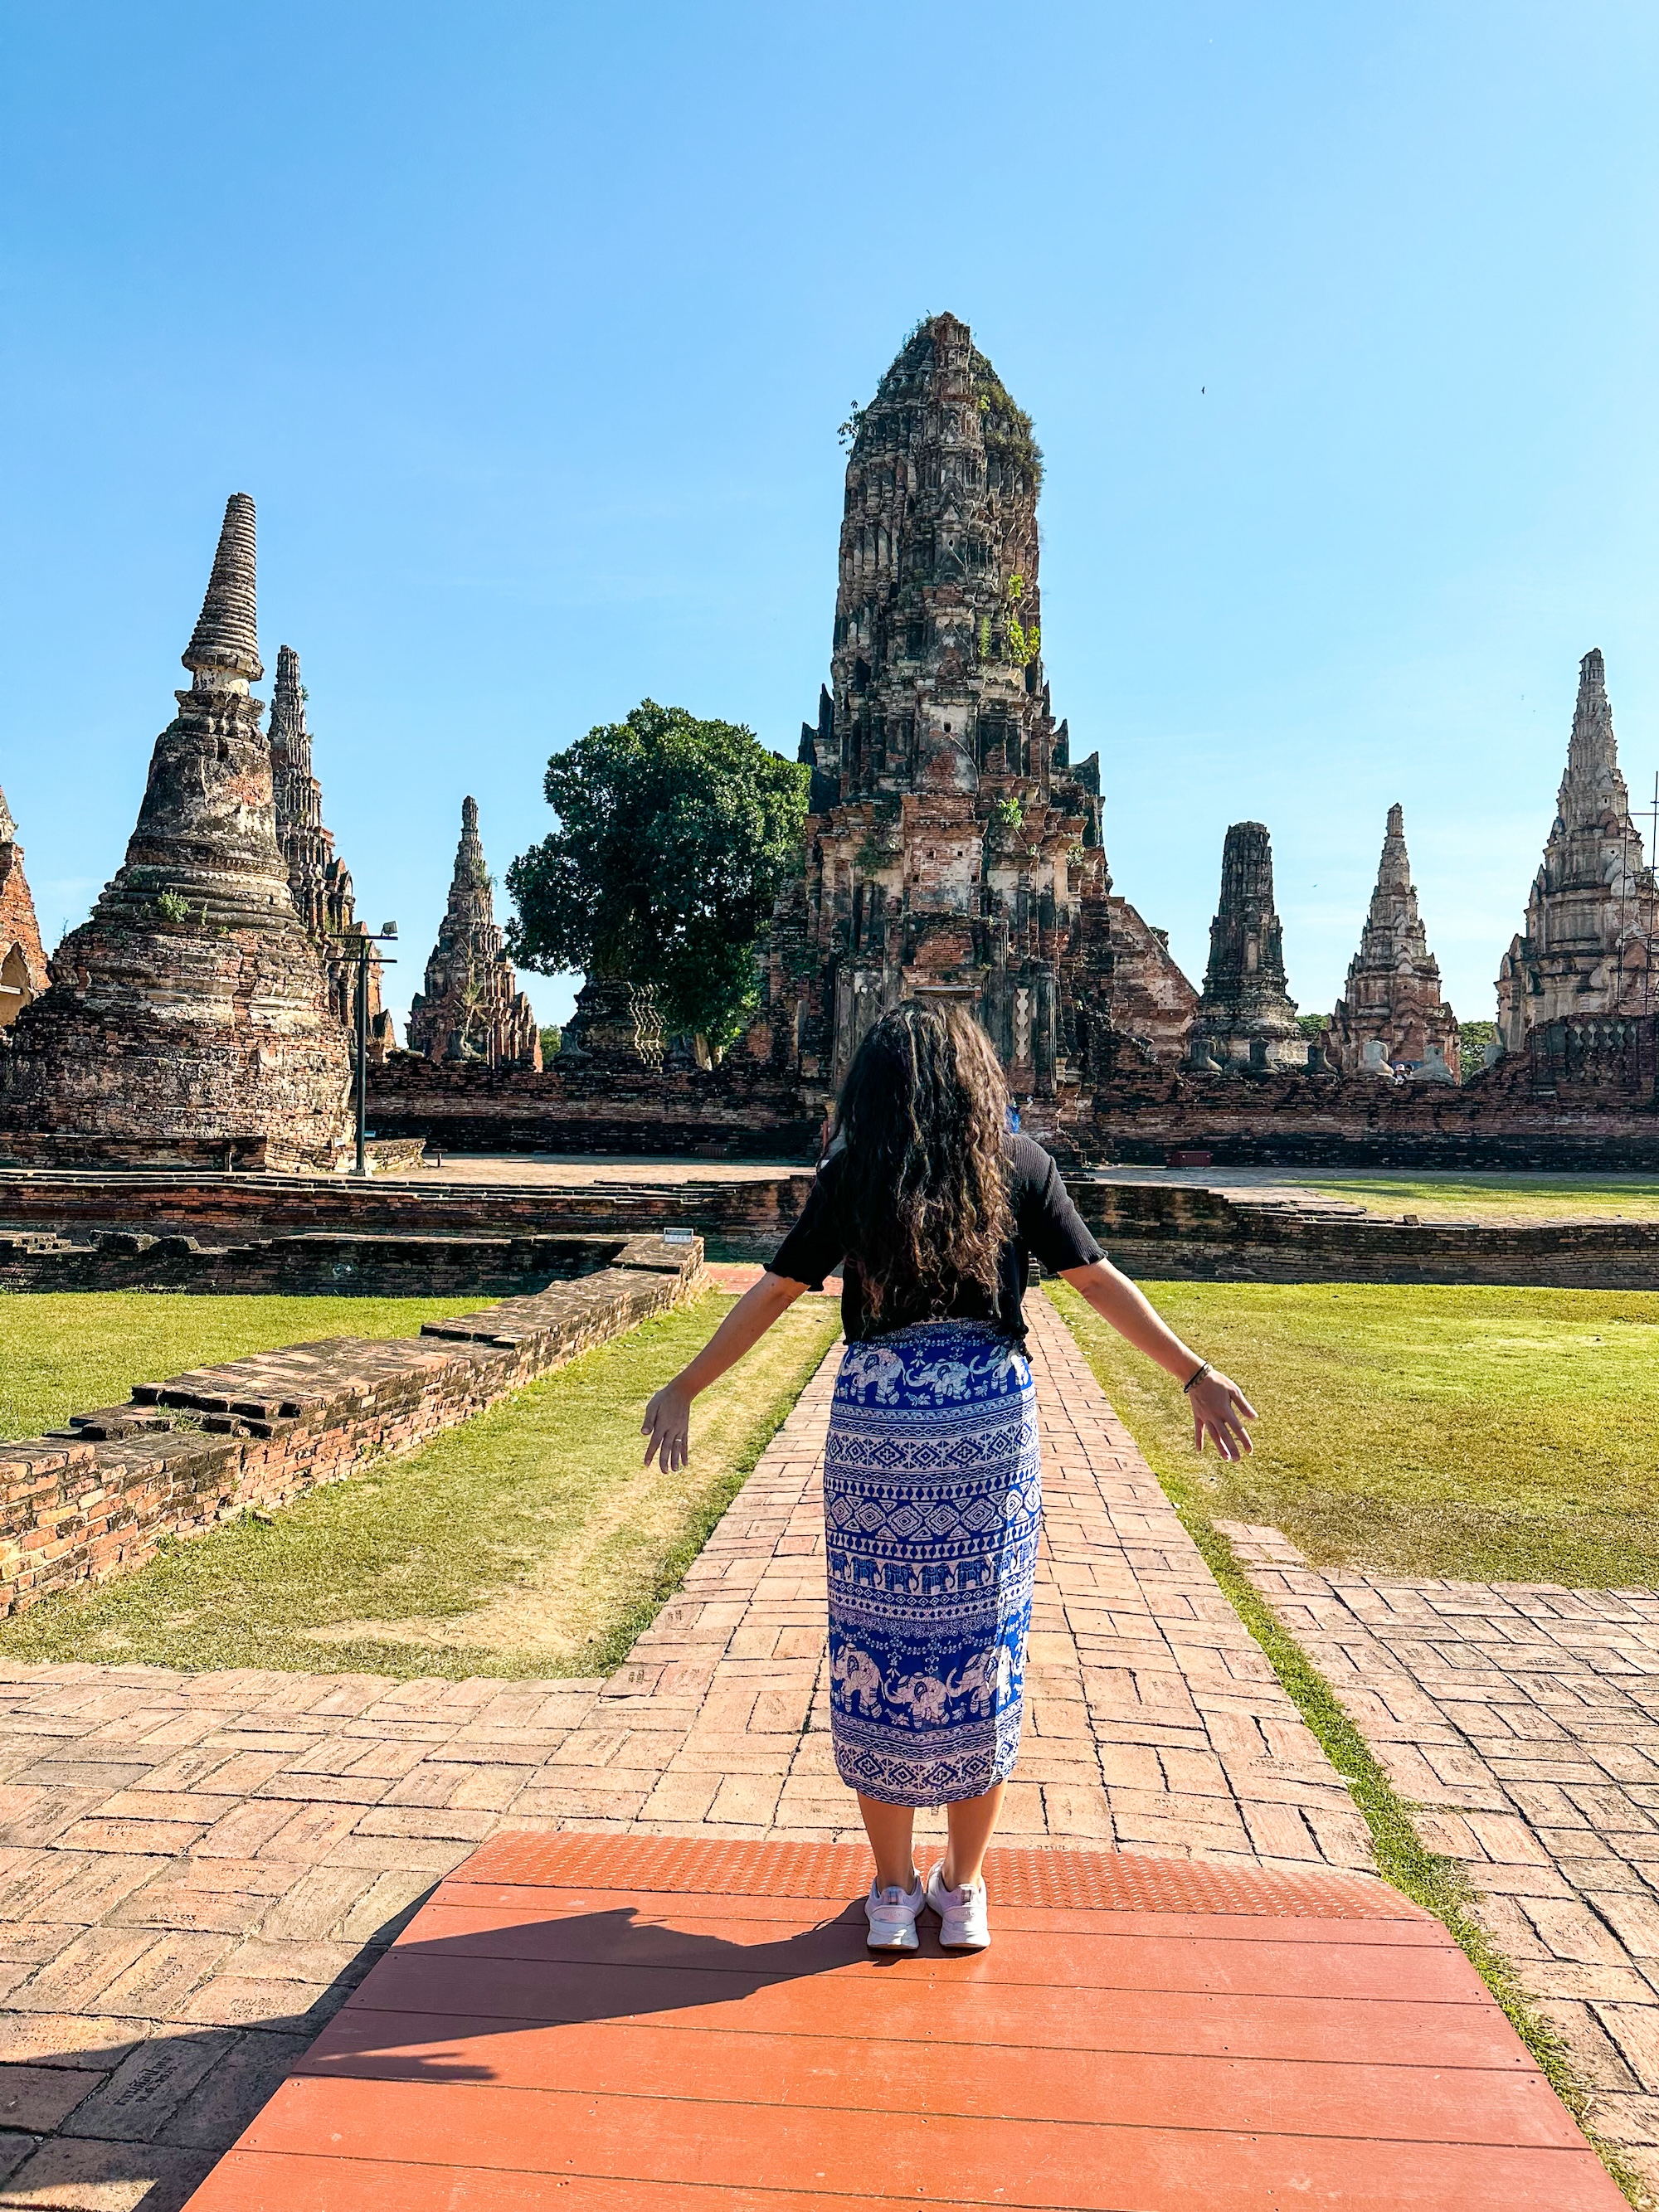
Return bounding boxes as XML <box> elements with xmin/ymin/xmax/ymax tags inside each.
<box><xmin>0</xmin><ymin>1234</ymin><xmax>707</xmax><ymax>1621</ymax></box>
<box><xmin>357</xmin><ymin>1014</ymin><xmax>1659</xmax><ymax>1171</ymax></box>
<box><xmin>364</xmin><ymin>1055</ymin><xmax>820</xmax><ymax>1161</ymax></box>
<box><xmin>2</xmin><ymin>1163</ymin><xmax>1654</xmax><ymax>1291</ymax></box>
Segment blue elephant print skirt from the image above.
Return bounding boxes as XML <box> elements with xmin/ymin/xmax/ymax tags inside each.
<box><xmin>824</xmin><ymin>1319</ymin><xmax>1041</xmax><ymax>1806</ymax></box>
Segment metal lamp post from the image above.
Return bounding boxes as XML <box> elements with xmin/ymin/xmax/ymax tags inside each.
<box><xmin>329</xmin><ymin>923</ymin><xmax>397</xmax><ymax>1176</ymax></box>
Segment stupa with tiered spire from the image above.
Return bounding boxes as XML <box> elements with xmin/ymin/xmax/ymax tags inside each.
<box><xmin>1497</xmin><ymin>649</ymin><xmax>1658</xmax><ymax>1050</ymax></box>
<box><xmin>406</xmin><ymin>797</ymin><xmax>540</xmax><ymax>1067</ymax></box>
<box><xmin>0</xmin><ymin>495</ymin><xmax>352</xmax><ymax>1168</ymax></box>
<box><xmin>1328</xmin><ymin>805</ymin><xmax>1459</xmax><ymax>1078</ymax></box>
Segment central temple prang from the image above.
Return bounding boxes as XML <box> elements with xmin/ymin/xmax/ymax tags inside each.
<box><xmin>752</xmin><ymin>313</ymin><xmax>1192</xmax><ymax>1126</ymax></box>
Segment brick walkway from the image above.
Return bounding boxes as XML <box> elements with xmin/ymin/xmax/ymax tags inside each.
<box><xmin>0</xmin><ymin>1296</ymin><xmax>1369</xmax><ymax>2209</ymax></box>
<box><xmin>1228</xmin><ymin>1524</ymin><xmax>1659</xmax><ymax>2195</ymax></box>
<box><xmin>605</xmin><ymin>1296</ymin><xmax>1373</xmax><ymax>1868</ymax></box>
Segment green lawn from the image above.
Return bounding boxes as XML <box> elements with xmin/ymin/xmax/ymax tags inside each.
<box><xmin>0</xmin><ymin>1291</ymin><xmax>492</xmax><ymax>1442</ymax></box>
<box><xmin>0</xmin><ymin>1291</ymin><xmax>841</xmax><ymax>1679</ymax></box>
<box><xmin>1049</xmin><ymin>1279</ymin><xmax>1659</xmax><ymax>1587</ymax></box>
<box><xmin>1287</xmin><ymin>1172</ymin><xmax>1659</xmax><ymax>1222</ymax></box>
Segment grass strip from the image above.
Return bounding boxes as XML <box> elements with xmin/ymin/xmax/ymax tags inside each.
<box><xmin>1039</xmin><ymin>1278</ymin><xmax>1659</xmax><ymax>1588</ymax></box>
<box><xmin>1287</xmin><ymin>1172</ymin><xmax>1659</xmax><ymax>1222</ymax></box>
<box><xmin>1048</xmin><ymin>1281</ymin><xmax>1645</xmax><ymax>2205</ymax></box>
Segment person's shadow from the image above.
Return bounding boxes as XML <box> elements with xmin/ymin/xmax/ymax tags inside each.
<box><xmin>301</xmin><ymin>1894</ymin><xmax>931</xmax><ymax>2083</ymax></box>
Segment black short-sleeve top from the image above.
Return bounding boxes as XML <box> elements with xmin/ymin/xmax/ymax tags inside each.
<box><xmin>766</xmin><ymin>1134</ymin><xmax>1103</xmax><ymax>1344</ymax></box>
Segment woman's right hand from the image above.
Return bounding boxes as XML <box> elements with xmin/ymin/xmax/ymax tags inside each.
<box><xmin>1189</xmin><ymin>1369</ymin><xmax>1258</xmax><ymax>1461</ymax></box>
<box><xmin>641</xmin><ymin>1378</ymin><xmax>693</xmax><ymax>1473</ymax></box>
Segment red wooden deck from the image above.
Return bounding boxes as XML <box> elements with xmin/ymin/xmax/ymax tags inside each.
<box><xmin>181</xmin><ymin>1832</ymin><xmax>1623</xmax><ymax>2211</ymax></box>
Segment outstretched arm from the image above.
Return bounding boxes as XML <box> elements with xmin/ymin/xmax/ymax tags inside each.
<box><xmin>641</xmin><ymin>1271</ymin><xmax>810</xmax><ymax>1472</ymax></box>
<box><xmin>1058</xmin><ymin>1257</ymin><xmax>1257</xmax><ymax>1461</ymax></box>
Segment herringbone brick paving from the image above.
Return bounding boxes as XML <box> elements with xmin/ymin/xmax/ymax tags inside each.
<box><xmin>1228</xmin><ymin>1521</ymin><xmax>1659</xmax><ymax>2194</ymax></box>
<box><xmin>0</xmin><ymin>1294</ymin><xmax>1370</xmax><ymax>2207</ymax></box>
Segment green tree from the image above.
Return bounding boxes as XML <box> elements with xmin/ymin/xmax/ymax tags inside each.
<box><xmin>506</xmin><ymin>700</ymin><xmax>809</xmax><ymax>1055</ymax></box>
<box><xmin>1459</xmin><ymin>1019</ymin><xmax>1497</xmax><ymax>1081</ymax></box>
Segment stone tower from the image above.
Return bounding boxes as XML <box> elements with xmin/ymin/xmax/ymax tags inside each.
<box><xmin>269</xmin><ymin>644</ymin><xmax>394</xmax><ymax>1053</ymax></box>
<box><xmin>1190</xmin><ymin>822</ymin><xmax>1304</xmax><ymax>1071</ymax></box>
<box><xmin>0</xmin><ymin>782</ymin><xmax>49</xmax><ymax>1033</ymax></box>
<box><xmin>1327</xmin><ymin>805</ymin><xmax>1458</xmax><ymax>1079</ymax></box>
<box><xmin>1497</xmin><ymin>649</ymin><xmax>1657</xmax><ymax>1052</ymax></box>
<box><xmin>753</xmin><ymin>312</ymin><xmax>1194</xmax><ymax>1116</ymax></box>
<box><xmin>406</xmin><ymin>797</ymin><xmax>541</xmax><ymax>1067</ymax></box>
<box><xmin>0</xmin><ymin>496</ymin><xmax>352</xmax><ymax>1169</ymax></box>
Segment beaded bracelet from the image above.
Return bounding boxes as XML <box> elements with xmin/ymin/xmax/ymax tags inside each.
<box><xmin>1182</xmin><ymin>1360</ymin><xmax>1212</xmax><ymax>1395</ymax></box>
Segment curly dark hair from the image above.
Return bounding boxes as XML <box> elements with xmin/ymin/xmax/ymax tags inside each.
<box><xmin>833</xmin><ymin>1001</ymin><xmax>1014</xmax><ymax>1324</ymax></box>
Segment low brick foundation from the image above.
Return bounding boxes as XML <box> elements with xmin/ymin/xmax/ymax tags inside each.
<box><xmin>0</xmin><ymin>1166</ymin><xmax>815</xmax><ymax>1253</ymax></box>
<box><xmin>1069</xmin><ymin>1180</ymin><xmax>1659</xmax><ymax>1289</ymax></box>
<box><xmin>0</xmin><ymin>1233</ymin><xmax>707</xmax><ymax>1621</ymax></box>
<box><xmin>0</xmin><ymin>1227</ymin><xmax>693</xmax><ymax>1297</ymax></box>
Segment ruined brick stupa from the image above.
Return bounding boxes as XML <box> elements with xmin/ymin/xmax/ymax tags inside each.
<box><xmin>0</xmin><ymin>496</ymin><xmax>353</xmax><ymax>1169</ymax></box>
<box><xmin>1497</xmin><ymin>649</ymin><xmax>1658</xmax><ymax>1053</ymax></box>
<box><xmin>406</xmin><ymin>797</ymin><xmax>540</xmax><ymax>1067</ymax></box>
<box><xmin>1328</xmin><ymin>804</ymin><xmax>1458</xmax><ymax>1079</ymax></box>
<box><xmin>269</xmin><ymin>643</ymin><xmax>395</xmax><ymax>1054</ymax></box>
<box><xmin>0</xmin><ymin>782</ymin><xmax>49</xmax><ymax>1033</ymax></box>
<box><xmin>1190</xmin><ymin>822</ymin><xmax>1304</xmax><ymax>1071</ymax></box>
<box><xmin>749</xmin><ymin>311</ymin><xmax>1194</xmax><ymax>1110</ymax></box>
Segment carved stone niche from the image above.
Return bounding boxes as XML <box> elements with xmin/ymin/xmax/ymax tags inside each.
<box><xmin>561</xmin><ymin>978</ymin><xmax>665</xmax><ymax>1069</ymax></box>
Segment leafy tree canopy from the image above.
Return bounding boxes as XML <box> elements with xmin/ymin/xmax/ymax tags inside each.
<box><xmin>505</xmin><ymin>700</ymin><xmax>809</xmax><ymax>1053</ymax></box>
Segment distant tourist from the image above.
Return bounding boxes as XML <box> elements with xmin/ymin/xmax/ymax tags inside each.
<box><xmin>641</xmin><ymin>1004</ymin><xmax>1255</xmax><ymax>1953</ymax></box>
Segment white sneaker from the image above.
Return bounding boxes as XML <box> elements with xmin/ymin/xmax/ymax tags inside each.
<box><xmin>864</xmin><ymin>1873</ymin><xmax>924</xmax><ymax>1952</ymax></box>
<box><xmin>927</xmin><ymin>1862</ymin><xmax>990</xmax><ymax>1950</ymax></box>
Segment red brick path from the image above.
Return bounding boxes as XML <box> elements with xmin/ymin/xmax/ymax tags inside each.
<box><xmin>1230</xmin><ymin>1522</ymin><xmax>1659</xmax><ymax>2195</ymax></box>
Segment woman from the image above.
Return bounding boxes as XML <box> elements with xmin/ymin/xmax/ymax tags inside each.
<box><xmin>642</xmin><ymin>1004</ymin><xmax>1255</xmax><ymax>1955</ymax></box>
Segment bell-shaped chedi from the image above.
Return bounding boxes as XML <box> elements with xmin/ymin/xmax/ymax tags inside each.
<box><xmin>1497</xmin><ymin>648</ymin><xmax>1658</xmax><ymax>1053</ymax></box>
<box><xmin>751</xmin><ymin>311</ymin><xmax>1195</xmax><ymax>1109</ymax></box>
<box><xmin>1189</xmin><ymin>822</ymin><xmax>1305</xmax><ymax>1072</ymax></box>
<box><xmin>270</xmin><ymin>644</ymin><xmax>395</xmax><ymax>1054</ymax></box>
<box><xmin>1328</xmin><ymin>805</ymin><xmax>1459</xmax><ymax>1080</ymax></box>
<box><xmin>0</xmin><ymin>781</ymin><xmax>50</xmax><ymax>1032</ymax></box>
<box><xmin>406</xmin><ymin>797</ymin><xmax>541</xmax><ymax>1068</ymax></box>
<box><xmin>0</xmin><ymin>496</ymin><xmax>352</xmax><ymax>1170</ymax></box>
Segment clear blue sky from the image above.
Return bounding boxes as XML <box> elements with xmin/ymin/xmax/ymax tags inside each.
<box><xmin>3</xmin><ymin>1</ymin><xmax>1657</xmax><ymax>1038</ymax></box>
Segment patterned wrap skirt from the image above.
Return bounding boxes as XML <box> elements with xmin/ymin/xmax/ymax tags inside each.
<box><xmin>823</xmin><ymin>1319</ymin><xmax>1041</xmax><ymax>1806</ymax></box>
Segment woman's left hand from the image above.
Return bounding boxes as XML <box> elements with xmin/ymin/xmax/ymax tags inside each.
<box><xmin>641</xmin><ymin>1379</ymin><xmax>693</xmax><ymax>1473</ymax></box>
<box><xmin>1189</xmin><ymin>1369</ymin><xmax>1258</xmax><ymax>1461</ymax></box>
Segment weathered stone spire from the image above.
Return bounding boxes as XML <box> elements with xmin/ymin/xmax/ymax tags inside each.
<box><xmin>1563</xmin><ymin>647</ymin><xmax>1625</xmax><ymax>809</ymax></box>
<box><xmin>0</xmin><ymin>497</ymin><xmax>351</xmax><ymax>1169</ymax></box>
<box><xmin>1497</xmin><ymin>646</ymin><xmax>1657</xmax><ymax>1051</ymax></box>
<box><xmin>1379</xmin><ymin>803</ymin><xmax>1408</xmax><ymax>887</ymax></box>
<box><xmin>182</xmin><ymin>493</ymin><xmax>262</xmax><ymax>688</ymax></box>
<box><xmin>270</xmin><ymin>644</ymin><xmax>314</xmax><ymax>793</ymax></box>
<box><xmin>406</xmin><ymin>796</ymin><xmax>540</xmax><ymax>1068</ymax></box>
<box><xmin>1190</xmin><ymin>822</ymin><xmax>1303</xmax><ymax>1071</ymax></box>
<box><xmin>453</xmin><ymin>796</ymin><xmax>489</xmax><ymax>897</ymax></box>
<box><xmin>1328</xmin><ymin>803</ymin><xmax>1458</xmax><ymax>1079</ymax></box>
<box><xmin>0</xmin><ymin>781</ymin><xmax>14</xmax><ymax>846</ymax></box>
<box><xmin>267</xmin><ymin>646</ymin><xmax>394</xmax><ymax>1051</ymax></box>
